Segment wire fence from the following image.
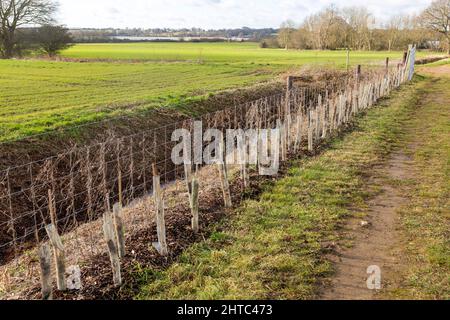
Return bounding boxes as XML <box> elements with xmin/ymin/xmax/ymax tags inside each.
<box><xmin>0</xmin><ymin>50</ymin><xmax>416</xmax><ymax>299</ymax></box>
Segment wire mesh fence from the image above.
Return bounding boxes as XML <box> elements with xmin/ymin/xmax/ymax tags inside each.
<box><xmin>0</xmin><ymin>53</ymin><xmax>416</xmax><ymax>299</ymax></box>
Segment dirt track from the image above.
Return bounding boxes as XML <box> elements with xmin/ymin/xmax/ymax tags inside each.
<box><xmin>320</xmin><ymin>64</ymin><xmax>449</xmax><ymax>300</ymax></box>
<box><xmin>417</xmin><ymin>64</ymin><xmax>450</xmax><ymax>77</ymax></box>
<box><xmin>320</xmin><ymin>151</ymin><xmax>411</xmax><ymax>300</ymax></box>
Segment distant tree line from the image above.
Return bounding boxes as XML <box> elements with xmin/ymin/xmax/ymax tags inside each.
<box><xmin>69</xmin><ymin>27</ymin><xmax>277</xmax><ymax>43</ymax></box>
<box><xmin>261</xmin><ymin>1</ymin><xmax>450</xmax><ymax>54</ymax></box>
<box><xmin>0</xmin><ymin>0</ymin><xmax>73</xmax><ymax>59</ymax></box>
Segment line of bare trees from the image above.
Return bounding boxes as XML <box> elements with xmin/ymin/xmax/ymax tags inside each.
<box><xmin>264</xmin><ymin>1</ymin><xmax>450</xmax><ymax>54</ymax></box>
<box><xmin>0</xmin><ymin>0</ymin><xmax>73</xmax><ymax>59</ymax></box>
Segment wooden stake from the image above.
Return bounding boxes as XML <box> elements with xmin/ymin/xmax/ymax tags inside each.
<box><xmin>46</xmin><ymin>189</ymin><xmax>65</xmax><ymax>291</ymax></box>
<box><xmin>285</xmin><ymin>76</ymin><xmax>294</xmax><ymax>148</ymax></box>
<box><xmin>48</xmin><ymin>189</ymin><xmax>56</xmax><ymax>227</ymax></box>
<box><xmin>184</xmin><ymin>163</ymin><xmax>193</xmax><ymax>202</ymax></box>
<box><xmin>241</xmin><ymin>161</ymin><xmax>249</xmax><ymax>189</ymax></box>
<box><xmin>45</xmin><ymin>189</ymin><xmax>67</xmax><ymax>291</ymax></box>
<box><xmin>402</xmin><ymin>51</ymin><xmax>408</xmax><ymax>66</ymax></box>
<box><xmin>218</xmin><ymin>163</ymin><xmax>232</xmax><ymax>208</ymax></box>
<box><xmin>113</xmin><ymin>203</ymin><xmax>126</xmax><ymax>259</ymax></box>
<box><xmin>183</xmin><ymin>131</ymin><xmax>193</xmax><ymax>202</ymax></box>
<box><xmin>152</xmin><ymin>164</ymin><xmax>168</xmax><ymax>256</ymax></box>
<box><xmin>39</xmin><ymin>243</ymin><xmax>52</xmax><ymax>300</ymax></box>
<box><xmin>218</xmin><ymin>139</ymin><xmax>232</xmax><ymax>208</ymax></box>
<box><xmin>294</xmin><ymin>114</ymin><xmax>302</xmax><ymax>152</ymax></box>
<box><xmin>45</xmin><ymin>224</ymin><xmax>66</xmax><ymax>291</ymax></box>
<box><xmin>240</xmin><ymin>136</ymin><xmax>250</xmax><ymax>189</ymax></box>
<box><xmin>103</xmin><ymin>211</ymin><xmax>122</xmax><ymax>287</ymax></box>
<box><xmin>184</xmin><ymin>163</ymin><xmax>200</xmax><ymax>232</ymax></box>
<box><xmin>322</xmin><ymin>94</ymin><xmax>328</xmax><ymax>138</ymax></box>
<box><xmin>356</xmin><ymin>65</ymin><xmax>362</xmax><ymax>86</ymax></box>
<box><xmin>308</xmin><ymin>110</ymin><xmax>314</xmax><ymax>152</ymax></box>
<box><xmin>315</xmin><ymin>104</ymin><xmax>321</xmax><ymax>140</ymax></box>
<box><xmin>277</xmin><ymin>119</ymin><xmax>287</xmax><ymax>161</ymax></box>
<box><xmin>191</xmin><ymin>173</ymin><xmax>200</xmax><ymax>233</ymax></box>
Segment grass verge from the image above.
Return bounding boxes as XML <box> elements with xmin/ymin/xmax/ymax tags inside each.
<box><xmin>383</xmin><ymin>76</ymin><xmax>449</xmax><ymax>300</ymax></box>
<box><xmin>134</xmin><ymin>76</ymin><xmax>426</xmax><ymax>300</ymax></box>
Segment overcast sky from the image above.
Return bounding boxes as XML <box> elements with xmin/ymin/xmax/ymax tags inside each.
<box><xmin>56</xmin><ymin>0</ymin><xmax>433</xmax><ymax>29</ymax></box>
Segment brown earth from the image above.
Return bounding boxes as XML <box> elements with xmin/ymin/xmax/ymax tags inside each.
<box><xmin>418</xmin><ymin>64</ymin><xmax>450</xmax><ymax>77</ymax></box>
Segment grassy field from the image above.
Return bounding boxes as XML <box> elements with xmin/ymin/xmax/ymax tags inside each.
<box><xmin>135</xmin><ymin>70</ymin><xmax>449</xmax><ymax>300</ymax></box>
<box><xmin>0</xmin><ymin>59</ymin><xmax>279</xmax><ymax>141</ymax></box>
<box><xmin>0</xmin><ymin>42</ymin><xmax>430</xmax><ymax>142</ymax></box>
<box><xmin>62</xmin><ymin>42</ymin><xmax>411</xmax><ymax>65</ymax></box>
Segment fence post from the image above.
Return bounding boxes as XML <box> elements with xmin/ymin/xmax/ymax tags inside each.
<box><xmin>277</xmin><ymin>118</ymin><xmax>287</xmax><ymax>161</ymax></box>
<box><xmin>48</xmin><ymin>189</ymin><xmax>56</xmax><ymax>227</ymax></box>
<box><xmin>218</xmin><ymin>162</ymin><xmax>232</xmax><ymax>208</ymax></box>
<box><xmin>356</xmin><ymin>65</ymin><xmax>361</xmax><ymax>85</ymax></box>
<box><xmin>218</xmin><ymin>137</ymin><xmax>232</xmax><ymax>208</ymax></box>
<box><xmin>355</xmin><ymin>66</ymin><xmax>362</xmax><ymax>114</ymax></box>
<box><xmin>408</xmin><ymin>44</ymin><xmax>417</xmax><ymax>81</ymax></box>
<box><xmin>183</xmin><ymin>131</ymin><xmax>193</xmax><ymax>204</ymax></box>
<box><xmin>385</xmin><ymin>57</ymin><xmax>389</xmax><ymax>75</ymax></box>
<box><xmin>321</xmin><ymin>94</ymin><xmax>328</xmax><ymax>138</ymax></box>
<box><xmin>285</xmin><ymin>76</ymin><xmax>294</xmax><ymax>149</ymax></box>
<box><xmin>191</xmin><ymin>167</ymin><xmax>200</xmax><ymax>233</ymax></box>
<box><xmin>241</xmin><ymin>155</ymin><xmax>249</xmax><ymax>189</ymax></box>
<box><xmin>184</xmin><ymin>163</ymin><xmax>199</xmax><ymax>232</ymax></box>
<box><xmin>39</xmin><ymin>243</ymin><xmax>52</xmax><ymax>300</ymax></box>
<box><xmin>184</xmin><ymin>163</ymin><xmax>193</xmax><ymax>202</ymax></box>
<box><xmin>294</xmin><ymin>113</ymin><xmax>302</xmax><ymax>152</ymax></box>
<box><xmin>315</xmin><ymin>102</ymin><xmax>321</xmax><ymax>140</ymax></box>
<box><xmin>45</xmin><ymin>224</ymin><xmax>66</xmax><ymax>291</ymax></box>
<box><xmin>46</xmin><ymin>189</ymin><xmax>66</xmax><ymax>292</ymax></box>
<box><xmin>103</xmin><ymin>211</ymin><xmax>122</xmax><ymax>287</ymax></box>
<box><xmin>152</xmin><ymin>164</ymin><xmax>168</xmax><ymax>256</ymax></box>
<box><xmin>116</xmin><ymin>140</ymin><xmax>123</xmax><ymax>206</ymax></box>
<box><xmin>402</xmin><ymin>51</ymin><xmax>408</xmax><ymax>66</ymax></box>
<box><xmin>113</xmin><ymin>203</ymin><xmax>126</xmax><ymax>259</ymax></box>
<box><xmin>308</xmin><ymin>110</ymin><xmax>314</xmax><ymax>152</ymax></box>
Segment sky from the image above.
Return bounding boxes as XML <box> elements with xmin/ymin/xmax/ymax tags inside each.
<box><xmin>56</xmin><ymin>0</ymin><xmax>434</xmax><ymax>29</ymax></box>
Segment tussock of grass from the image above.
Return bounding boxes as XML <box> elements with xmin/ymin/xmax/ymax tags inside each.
<box><xmin>135</xmin><ymin>77</ymin><xmax>423</xmax><ymax>300</ymax></box>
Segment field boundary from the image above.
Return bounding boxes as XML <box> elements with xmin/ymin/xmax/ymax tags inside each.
<box><xmin>0</xmin><ymin>48</ymin><xmax>418</xmax><ymax>299</ymax></box>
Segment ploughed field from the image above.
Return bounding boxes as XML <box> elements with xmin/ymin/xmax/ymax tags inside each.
<box><xmin>0</xmin><ymin>42</ymin><xmax>424</xmax><ymax>142</ymax></box>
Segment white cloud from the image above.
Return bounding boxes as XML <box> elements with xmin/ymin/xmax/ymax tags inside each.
<box><xmin>55</xmin><ymin>0</ymin><xmax>433</xmax><ymax>29</ymax></box>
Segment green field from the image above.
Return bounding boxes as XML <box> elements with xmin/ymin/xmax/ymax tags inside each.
<box><xmin>62</xmin><ymin>42</ymin><xmax>409</xmax><ymax>65</ymax></box>
<box><xmin>0</xmin><ymin>42</ymin><xmax>428</xmax><ymax>142</ymax></box>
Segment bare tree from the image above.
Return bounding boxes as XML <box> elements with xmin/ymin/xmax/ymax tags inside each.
<box><xmin>342</xmin><ymin>7</ymin><xmax>373</xmax><ymax>50</ymax></box>
<box><xmin>385</xmin><ymin>16</ymin><xmax>403</xmax><ymax>51</ymax></box>
<box><xmin>420</xmin><ymin>0</ymin><xmax>450</xmax><ymax>54</ymax></box>
<box><xmin>264</xmin><ymin>3</ymin><xmax>440</xmax><ymax>52</ymax></box>
<box><xmin>303</xmin><ymin>8</ymin><xmax>331</xmax><ymax>49</ymax></box>
<box><xmin>278</xmin><ymin>20</ymin><xmax>296</xmax><ymax>50</ymax></box>
<box><xmin>0</xmin><ymin>0</ymin><xmax>57</xmax><ymax>58</ymax></box>
<box><xmin>304</xmin><ymin>5</ymin><xmax>349</xmax><ymax>50</ymax></box>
